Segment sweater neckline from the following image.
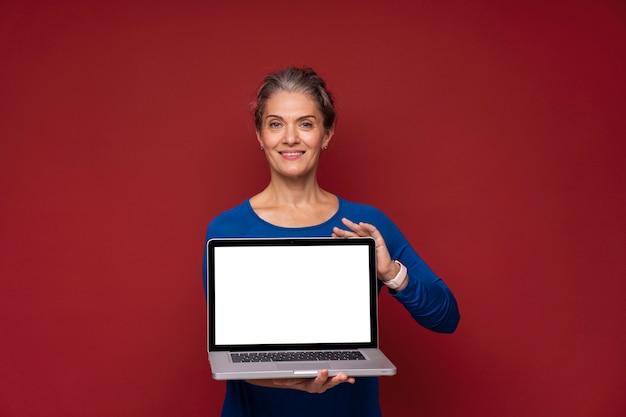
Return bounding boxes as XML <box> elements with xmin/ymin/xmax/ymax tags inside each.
<box><xmin>244</xmin><ymin>196</ymin><xmax>344</xmax><ymax>231</ymax></box>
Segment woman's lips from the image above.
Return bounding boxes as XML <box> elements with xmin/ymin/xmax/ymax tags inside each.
<box><xmin>279</xmin><ymin>151</ymin><xmax>305</xmax><ymax>159</ymax></box>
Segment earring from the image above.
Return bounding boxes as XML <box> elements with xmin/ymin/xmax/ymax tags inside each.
<box><xmin>260</xmin><ymin>145</ymin><xmax>265</xmax><ymax>151</ymax></box>
<box><xmin>322</xmin><ymin>145</ymin><xmax>328</xmax><ymax>150</ymax></box>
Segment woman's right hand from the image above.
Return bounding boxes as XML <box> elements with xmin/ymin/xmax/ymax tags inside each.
<box><xmin>247</xmin><ymin>370</ymin><xmax>355</xmax><ymax>393</ymax></box>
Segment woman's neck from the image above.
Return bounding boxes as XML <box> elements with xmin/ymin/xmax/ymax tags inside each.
<box><xmin>249</xmin><ymin>178</ymin><xmax>338</xmax><ymax>228</ymax></box>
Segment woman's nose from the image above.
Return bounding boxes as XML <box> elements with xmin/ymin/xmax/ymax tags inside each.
<box><xmin>284</xmin><ymin>126</ymin><xmax>300</xmax><ymax>144</ymax></box>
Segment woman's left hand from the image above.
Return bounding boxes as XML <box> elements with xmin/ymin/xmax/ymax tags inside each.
<box><xmin>332</xmin><ymin>217</ymin><xmax>401</xmax><ymax>284</ymax></box>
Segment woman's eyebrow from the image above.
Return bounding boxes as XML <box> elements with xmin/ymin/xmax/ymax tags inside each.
<box><xmin>265</xmin><ymin>114</ymin><xmax>318</xmax><ymax>120</ymax></box>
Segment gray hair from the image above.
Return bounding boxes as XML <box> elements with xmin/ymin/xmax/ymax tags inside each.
<box><xmin>254</xmin><ymin>67</ymin><xmax>336</xmax><ymax>132</ymax></box>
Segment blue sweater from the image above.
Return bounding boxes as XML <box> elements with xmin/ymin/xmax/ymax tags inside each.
<box><xmin>203</xmin><ymin>197</ymin><xmax>459</xmax><ymax>417</ymax></box>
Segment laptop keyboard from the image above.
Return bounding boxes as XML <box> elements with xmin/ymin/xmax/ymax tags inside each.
<box><xmin>231</xmin><ymin>351</ymin><xmax>366</xmax><ymax>363</ymax></box>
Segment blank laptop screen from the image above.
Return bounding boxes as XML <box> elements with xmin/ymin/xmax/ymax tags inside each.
<box><xmin>210</xmin><ymin>240</ymin><xmax>375</xmax><ymax>348</ymax></box>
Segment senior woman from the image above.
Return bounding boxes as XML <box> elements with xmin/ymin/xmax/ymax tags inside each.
<box><xmin>203</xmin><ymin>66</ymin><xmax>460</xmax><ymax>417</ymax></box>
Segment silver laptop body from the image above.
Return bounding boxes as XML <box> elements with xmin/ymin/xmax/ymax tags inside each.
<box><xmin>206</xmin><ymin>237</ymin><xmax>397</xmax><ymax>380</ymax></box>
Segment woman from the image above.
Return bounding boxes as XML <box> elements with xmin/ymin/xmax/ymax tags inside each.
<box><xmin>204</xmin><ymin>66</ymin><xmax>460</xmax><ymax>417</ymax></box>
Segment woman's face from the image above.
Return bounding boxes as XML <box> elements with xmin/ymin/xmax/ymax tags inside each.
<box><xmin>256</xmin><ymin>90</ymin><xmax>334</xmax><ymax>180</ymax></box>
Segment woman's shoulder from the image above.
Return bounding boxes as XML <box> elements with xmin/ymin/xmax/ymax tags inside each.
<box><xmin>206</xmin><ymin>200</ymin><xmax>258</xmax><ymax>237</ymax></box>
<box><xmin>336</xmin><ymin>196</ymin><xmax>401</xmax><ymax>236</ymax></box>
<box><xmin>337</xmin><ymin>196</ymin><xmax>389</xmax><ymax>220</ymax></box>
<box><xmin>211</xmin><ymin>200</ymin><xmax>250</xmax><ymax>220</ymax></box>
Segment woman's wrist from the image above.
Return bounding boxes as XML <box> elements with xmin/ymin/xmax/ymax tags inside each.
<box><xmin>380</xmin><ymin>260</ymin><xmax>401</xmax><ymax>281</ymax></box>
<box><xmin>381</xmin><ymin>260</ymin><xmax>408</xmax><ymax>290</ymax></box>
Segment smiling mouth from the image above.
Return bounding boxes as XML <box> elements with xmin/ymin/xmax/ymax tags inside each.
<box><xmin>279</xmin><ymin>151</ymin><xmax>305</xmax><ymax>156</ymax></box>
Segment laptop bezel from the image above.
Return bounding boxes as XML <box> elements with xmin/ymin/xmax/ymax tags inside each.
<box><xmin>207</xmin><ymin>237</ymin><xmax>379</xmax><ymax>353</ymax></box>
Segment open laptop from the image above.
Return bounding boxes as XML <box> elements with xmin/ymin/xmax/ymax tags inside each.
<box><xmin>206</xmin><ymin>237</ymin><xmax>397</xmax><ymax>380</ymax></box>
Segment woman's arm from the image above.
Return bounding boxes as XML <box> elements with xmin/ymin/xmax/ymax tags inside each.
<box><xmin>332</xmin><ymin>217</ymin><xmax>460</xmax><ymax>333</ymax></box>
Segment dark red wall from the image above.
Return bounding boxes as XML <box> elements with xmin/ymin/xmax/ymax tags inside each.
<box><xmin>1</xmin><ymin>1</ymin><xmax>625</xmax><ymax>416</ymax></box>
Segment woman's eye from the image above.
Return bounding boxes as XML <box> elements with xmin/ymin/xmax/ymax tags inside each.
<box><xmin>300</xmin><ymin>122</ymin><xmax>313</xmax><ymax>128</ymax></box>
<box><xmin>269</xmin><ymin>122</ymin><xmax>281</xmax><ymax>128</ymax></box>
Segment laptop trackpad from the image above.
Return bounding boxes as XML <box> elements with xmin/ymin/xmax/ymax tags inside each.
<box><xmin>276</xmin><ymin>362</ymin><xmax>330</xmax><ymax>372</ymax></box>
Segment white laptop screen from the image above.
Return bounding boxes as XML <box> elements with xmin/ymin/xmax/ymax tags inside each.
<box><xmin>208</xmin><ymin>238</ymin><xmax>378</xmax><ymax>350</ymax></box>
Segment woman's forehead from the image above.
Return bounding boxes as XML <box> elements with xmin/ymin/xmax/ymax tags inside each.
<box><xmin>264</xmin><ymin>91</ymin><xmax>320</xmax><ymax>115</ymax></box>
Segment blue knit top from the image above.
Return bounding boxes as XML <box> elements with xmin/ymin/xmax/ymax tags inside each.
<box><xmin>203</xmin><ymin>196</ymin><xmax>459</xmax><ymax>417</ymax></box>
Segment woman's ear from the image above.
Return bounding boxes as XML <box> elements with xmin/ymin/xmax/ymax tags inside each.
<box><xmin>256</xmin><ymin>130</ymin><xmax>264</xmax><ymax>149</ymax></box>
<box><xmin>322</xmin><ymin>124</ymin><xmax>335</xmax><ymax>149</ymax></box>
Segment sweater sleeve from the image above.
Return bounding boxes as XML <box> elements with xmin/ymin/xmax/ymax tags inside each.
<box><xmin>390</xmin><ymin>256</ymin><xmax>460</xmax><ymax>333</ymax></box>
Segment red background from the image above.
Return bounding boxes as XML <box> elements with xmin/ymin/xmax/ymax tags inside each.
<box><xmin>1</xmin><ymin>1</ymin><xmax>625</xmax><ymax>416</ymax></box>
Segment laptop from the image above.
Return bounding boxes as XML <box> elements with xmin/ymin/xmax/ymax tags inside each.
<box><xmin>206</xmin><ymin>237</ymin><xmax>397</xmax><ymax>380</ymax></box>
